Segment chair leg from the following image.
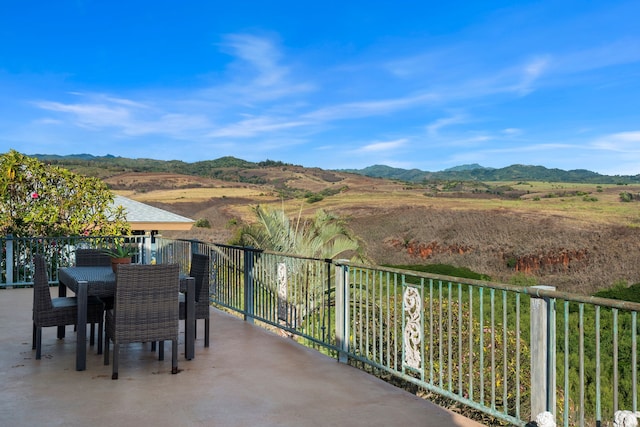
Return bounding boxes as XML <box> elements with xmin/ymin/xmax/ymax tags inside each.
<box><xmin>35</xmin><ymin>326</ymin><xmax>42</xmax><ymax>360</ymax></box>
<box><xmin>104</xmin><ymin>334</ymin><xmax>110</xmax><ymax>365</ymax></box>
<box><xmin>89</xmin><ymin>322</ymin><xmax>94</xmax><ymax>346</ymax></box>
<box><xmin>32</xmin><ymin>323</ymin><xmax>36</xmax><ymax>350</ymax></box>
<box><xmin>158</xmin><ymin>341</ymin><xmax>165</xmax><ymax>361</ymax></box>
<box><xmin>204</xmin><ymin>319</ymin><xmax>210</xmax><ymax>347</ymax></box>
<box><xmin>171</xmin><ymin>338</ymin><xmax>178</xmax><ymax>374</ymax></box>
<box><xmin>112</xmin><ymin>343</ymin><xmax>119</xmax><ymax>380</ymax></box>
<box><xmin>97</xmin><ymin>318</ymin><xmax>103</xmax><ymax>355</ymax></box>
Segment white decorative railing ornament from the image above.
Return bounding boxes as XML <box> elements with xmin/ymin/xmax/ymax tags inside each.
<box><xmin>403</xmin><ymin>286</ymin><xmax>422</xmax><ymax>370</ymax></box>
<box><xmin>614</xmin><ymin>410</ymin><xmax>640</xmax><ymax>427</ymax></box>
<box><xmin>277</xmin><ymin>262</ymin><xmax>287</xmax><ymax>322</ymax></box>
<box><xmin>534</xmin><ymin>411</ymin><xmax>556</xmax><ymax>427</ymax></box>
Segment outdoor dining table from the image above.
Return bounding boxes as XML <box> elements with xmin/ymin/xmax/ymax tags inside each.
<box><xmin>57</xmin><ymin>265</ymin><xmax>195</xmax><ymax>371</ymax></box>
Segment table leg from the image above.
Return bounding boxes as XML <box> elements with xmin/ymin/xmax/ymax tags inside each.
<box><xmin>76</xmin><ymin>280</ymin><xmax>88</xmax><ymax>371</ymax></box>
<box><xmin>185</xmin><ymin>277</ymin><xmax>195</xmax><ymax>360</ymax></box>
<box><xmin>58</xmin><ymin>281</ymin><xmax>67</xmax><ymax>339</ymax></box>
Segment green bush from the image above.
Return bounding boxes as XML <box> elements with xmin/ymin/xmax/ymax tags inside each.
<box><xmin>386</xmin><ymin>263</ymin><xmax>491</xmax><ymax>281</ymax></box>
<box><xmin>620</xmin><ymin>192</ymin><xmax>633</xmax><ymax>202</ymax></box>
<box><xmin>305</xmin><ymin>193</ymin><xmax>324</xmax><ymax>203</ymax></box>
<box><xmin>194</xmin><ymin>218</ymin><xmax>211</xmax><ymax>228</ymax></box>
<box><xmin>594</xmin><ymin>281</ymin><xmax>640</xmax><ymax>303</ymax></box>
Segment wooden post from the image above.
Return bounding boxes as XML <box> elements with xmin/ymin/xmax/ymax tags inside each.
<box><xmin>530</xmin><ymin>285</ymin><xmax>556</xmax><ymax>418</ymax></box>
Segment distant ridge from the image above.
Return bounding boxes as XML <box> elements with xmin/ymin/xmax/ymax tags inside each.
<box><xmin>34</xmin><ymin>153</ymin><xmax>116</xmax><ymax>160</ymax></box>
<box><xmin>30</xmin><ymin>153</ymin><xmax>640</xmax><ymax>184</ymax></box>
<box><xmin>340</xmin><ymin>163</ymin><xmax>639</xmax><ymax>184</ymax></box>
<box><xmin>443</xmin><ymin>163</ymin><xmax>491</xmax><ymax>172</ymax></box>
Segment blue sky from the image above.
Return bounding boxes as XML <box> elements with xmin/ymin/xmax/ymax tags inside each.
<box><xmin>1</xmin><ymin>1</ymin><xmax>639</xmax><ymax>175</ymax></box>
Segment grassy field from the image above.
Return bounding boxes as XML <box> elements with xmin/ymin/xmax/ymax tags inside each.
<box><xmin>117</xmin><ymin>186</ymin><xmax>271</xmax><ymax>203</ymax></box>
<box><xmin>111</xmin><ymin>171</ymin><xmax>640</xmax><ymax>295</ymax></box>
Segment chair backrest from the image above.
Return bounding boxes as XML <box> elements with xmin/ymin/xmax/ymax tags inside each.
<box><xmin>113</xmin><ymin>264</ymin><xmax>180</xmax><ymax>343</ymax></box>
<box><xmin>75</xmin><ymin>249</ymin><xmax>112</xmax><ymax>267</ymax></box>
<box><xmin>189</xmin><ymin>253</ymin><xmax>210</xmax><ymax>304</ymax></box>
<box><xmin>33</xmin><ymin>255</ymin><xmax>53</xmax><ymax>315</ymax></box>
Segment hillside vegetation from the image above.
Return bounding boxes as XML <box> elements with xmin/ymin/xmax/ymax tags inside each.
<box><xmin>342</xmin><ymin>163</ymin><xmax>640</xmax><ymax>184</ymax></box>
<box><xmin>35</xmin><ymin>154</ymin><xmax>640</xmax><ymax>296</ymax></box>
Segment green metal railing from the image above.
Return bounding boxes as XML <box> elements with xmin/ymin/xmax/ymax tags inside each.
<box><xmin>3</xmin><ymin>235</ymin><xmax>639</xmax><ymax>426</ymax></box>
<box><xmin>154</xmin><ymin>238</ymin><xmax>640</xmax><ymax>426</ymax></box>
<box><xmin>0</xmin><ymin>234</ymin><xmax>149</xmax><ymax>285</ymax></box>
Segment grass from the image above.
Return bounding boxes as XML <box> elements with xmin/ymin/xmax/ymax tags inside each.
<box><xmin>118</xmin><ymin>179</ymin><xmax>640</xmax><ymax>228</ymax></box>
<box><xmin>117</xmin><ymin>187</ymin><xmax>272</xmax><ymax>203</ymax></box>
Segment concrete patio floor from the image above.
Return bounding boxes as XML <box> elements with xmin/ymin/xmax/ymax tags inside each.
<box><xmin>0</xmin><ymin>287</ymin><xmax>485</xmax><ymax>427</ymax></box>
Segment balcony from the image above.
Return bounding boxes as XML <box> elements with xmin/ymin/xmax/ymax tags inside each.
<box><xmin>0</xmin><ymin>287</ymin><xmax>482</xmax><ymax>427</ymax></box>
<box><xmin>2</xmin><ymin>234</ymin><xmax>640</xmax><ymax>426</ymax></box>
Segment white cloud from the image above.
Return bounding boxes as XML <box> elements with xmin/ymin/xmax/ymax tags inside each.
<box><xmin>35</xmin><ymin>100</ymin><xmax>133</xmax><ymax>129</ymax></box>
<box><xmin>357</xmin><ymin>138</ymin><xmax>408</xmax><ymax>153</ymax></box>
<box><xmin>305</xmin><ymin>92</ymin><xmax>437</xmax><ymax>121</ymax></box>
<box><xmin>213</xmin><ymin>33</ymin><xmax>315</xmax><ymax>102</ymax></box>
<box><xmin>426</xmin><ymin>113</ymin><xmax>467</xmax><ymax>136</ymax></box>
<box><xmin>513</xmin><ymin>56</ymin><xmax>550</xmax><ymax>95</ymax></box>
<box><xmin>207</xmin><ymin>116</ymin><xmax>309</xmax><ymax>138</ymax></box>
<box><xmin>220</xmin><ymin>33</ymin><xmax>287</xmax><ymax>87</ymax></box>
<box><xmin>554</xmin><ymin>38</ymin><xmax>640</xmax><ymax>75</ymax></box>
<box><xmin>34</xmin><ymin>95</ymin><xmax>212</xmax><ymax>138</ymax></box>
<box><xmin>502</xmin><ymin>128</ymin><xmax>522</xmax><ymax>136</ymax></box>
<box><xmin>590</xmin><ymin>131</ymin><xmax>640</xmax><ymax>152</ymax></box>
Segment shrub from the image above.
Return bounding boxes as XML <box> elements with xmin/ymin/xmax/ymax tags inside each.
<box><xmin>386</xmin><ymin>263</ymin><xmax>491</xmax><ymax>281</ymax></box>
<box><xmin>620</xmin><ymin>192</ymin><xmax>633</xmax><ymax>202</ymax></box>
<box><xmin>594</xmin><ymin>281</ymin><xmax>640</xmax><ymax>303</ymax></box>
<box><xmin>305</xmin><ymin>193</ymin><xmax>324</xmax><ymax>203</ymax></box>
<box><xmin>194</xmin><ymin>218</ymin><xmax>211</xmax><ymax>228</ymax></box>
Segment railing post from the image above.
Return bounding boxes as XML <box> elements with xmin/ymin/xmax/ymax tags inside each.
<box><xmin>190</xmin><ymin>240</ymin><xmax>199</xmax><ymax>255</ymax></box>
<box><xmin>530</xmin><ymin>285</ymin><xmax>556</xmax><ymax>418</ymax></box>
<box><xmin>6</xmin><ymin>234</ymin><xmax>14</xmax><ymax>287</ymax></box>
<box><xmin>142</xmin><ymin>233</ymin><xmax>152</xmax><ymax>264</ymax></box>
<box><xmin>243</xmin><ymin>247</ymin><xmax>256</xmax><ymax>324</ymax></box>
<box><xmin>335</xmin><ymin>260</ymin><xmax>349</xmax><ymax>364</ymax></box>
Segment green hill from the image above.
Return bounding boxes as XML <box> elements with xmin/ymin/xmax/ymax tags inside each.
<box><xmin>31</xmin><ymin>153</ymin><xmax>640</xmax><ymax>184</ymax></box>
<box><xmin>342</xmin><ymin>163</ymin><xmax>640</xmax><ymax>184</ymax></box>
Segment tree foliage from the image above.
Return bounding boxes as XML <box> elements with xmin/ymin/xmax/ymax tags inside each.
<box><xmin>0</xmin><ymin>150</ymin><xmax>130</xmax><ymax>237</ymax></box>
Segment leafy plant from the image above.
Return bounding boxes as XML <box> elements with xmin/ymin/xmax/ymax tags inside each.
<box><xmin>101</xmin><ymin>241</ymin><xmax>138</xmax><ymax>258</ymax></box>
<box><xmin>0</xmin><ymin>150</ymin><xmax>130</xmax><ymax>236</ymax></box>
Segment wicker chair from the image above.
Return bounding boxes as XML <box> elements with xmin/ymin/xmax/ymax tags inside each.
<box><xmin>104</xmin><ymin>263</ymin><xmax>180</xmax><ymax>379</ymax></box>
<box><xmin>75</xmin><ymin>249</ymin><xmax>112</xmax><ymax>267</ymax></box>
<box><xmin>75</xmin><ymin>248</ymin><xmax>116</xmax><ymax>311</ymax></box>
<box><xmin>179</xmin><ymin>253</ymin><xmax>211</xmax><ymax>347</ymax></box>
<box><xmin>32</xmin><ymin>255</ymin><xmax>104</xmax><ymax>360</ymax></box>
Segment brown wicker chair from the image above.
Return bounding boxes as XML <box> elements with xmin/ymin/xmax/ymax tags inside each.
<box><xmin>75</xmin><ymin>249</ymin><xmax>112</xmax><ymax>267</ymax></box>
<box><xmin>179</xmin><ymin>253</ymin><xmax>211</xmax><ymax>347</ymax></box>
<box><xmin>32</xmin><ymin>255</ymin><xmax>104</xmax><ymax>360</ymax></box>
<box><xmin>104</xmin><ymin>263</ymin><xmax>180</xmax><ymax>379</ymax></box>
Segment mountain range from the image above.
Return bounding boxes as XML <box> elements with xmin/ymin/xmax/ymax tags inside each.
<box><xmin>33</xmin><ymin>153</ymin><xmax>640</xmax><ymax>184</ymax></box>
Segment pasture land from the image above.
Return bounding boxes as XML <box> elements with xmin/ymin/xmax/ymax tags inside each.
<box><xmin>110</xmin><ymin>172</ymin><xmax>640</xmax><ymax>295</ymax></box>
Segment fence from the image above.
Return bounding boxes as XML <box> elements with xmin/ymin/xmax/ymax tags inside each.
<box><xmin>2</xmin><ymin>235</ymin><xmax>639</xmax><ymax>426</ymax></box>
<box><xmin>0</xmin><ymin>234</ymin><xmax>150</xmax><ymax>285</ymax></box>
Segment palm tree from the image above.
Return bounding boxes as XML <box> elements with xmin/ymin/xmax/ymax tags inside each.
<box><xmin>238</xmin><ymin>205</ymin><xmax>365</xmax><ymax>261</ymax></box>
<box><xmin>237</xmin><ymin>205</ymin><xmax>366</xmax><ymax>332</ymax></box>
